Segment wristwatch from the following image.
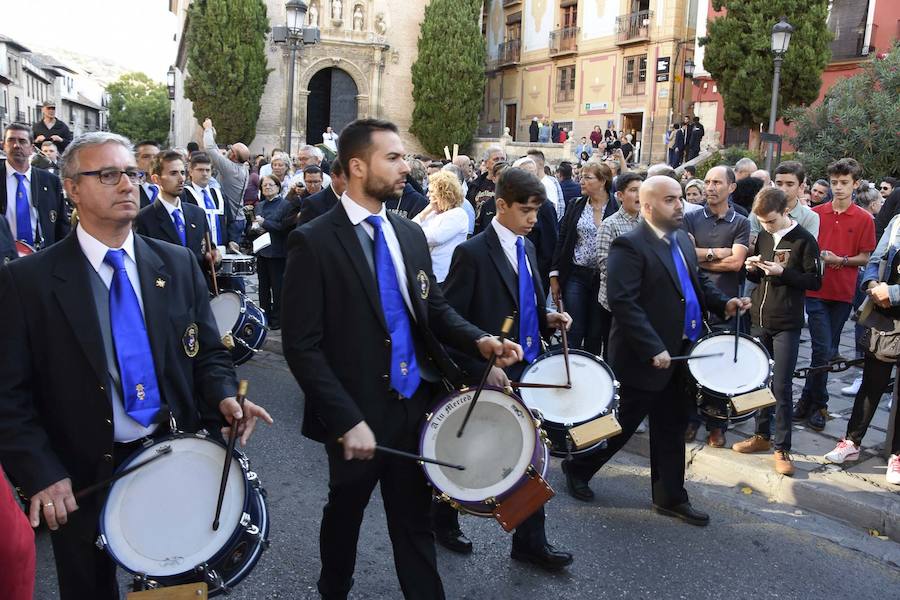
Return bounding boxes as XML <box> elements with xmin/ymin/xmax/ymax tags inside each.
<box><xmin>706</xmin><ymin>249</ymin><xmax>715</xmax><ymax>262</ymax></box>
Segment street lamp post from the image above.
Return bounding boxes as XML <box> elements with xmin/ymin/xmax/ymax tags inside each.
<box><xmin>765</xmin><ymin>17</ymin><xmax>794</xmax><ymax>172</ymax></box>
<box><xmin>280</xmin><ymin>0</ymin><xmax>320</xmax><ymax>155</ymax></box>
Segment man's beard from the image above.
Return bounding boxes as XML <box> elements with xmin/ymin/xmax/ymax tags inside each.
<box><xmin>365</xmin><ymin>177</ymin><xmax>401</xmax><ymax>201</ymax></box>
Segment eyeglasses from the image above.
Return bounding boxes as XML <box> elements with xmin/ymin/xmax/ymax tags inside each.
<box><xmin>881</xmin><ymin>186</ymin><xmax>891</xmax><ymax>191</ymax></box>
<box><xmin>77</xmin><ymin>168</ymin><xmax>145</xmax><ymax>185</ymax></box>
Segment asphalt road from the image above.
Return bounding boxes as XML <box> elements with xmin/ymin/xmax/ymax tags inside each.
<box><xmin>33</xmin><ymin>352</ymin><xmax>900</xmax><ymax>599</ymax></box>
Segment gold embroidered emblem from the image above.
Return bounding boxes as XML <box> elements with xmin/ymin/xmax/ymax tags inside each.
<box><xmin>416</xmin><ymin>270</ymin><xmax>430</xmax><ymax>299</ymax></box>
<box><xmin>136</xmin><ymin>383</ymin><xmax>146</xmax><ymax>401</ymax></box>
<box><xmin>49</xmin><ymin>210</ymin><xmax>57</xmax><ymax>223</ymax></box>
<box><xmin>400</xmin><ymin>361</ymin><xmax>409</xmax><ymax>376</ymax></box>
<box><xmin>182</xmin><ymin>323</ymin><xmax>199</xmax><ymax>358</ymax></box>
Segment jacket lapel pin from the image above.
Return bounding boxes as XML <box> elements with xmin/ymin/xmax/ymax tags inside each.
<box><xmin>156</xmin><ymin>278</ymin><xmax>166</xmax><ymax>288</ymax></box>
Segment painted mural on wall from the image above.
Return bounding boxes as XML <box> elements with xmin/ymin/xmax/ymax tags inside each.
<box><xmin>523</xmin><ymin>0</ymin><xmax>552</xmax><ymax>52</ymax></box>
<box><xmin>583</xmin><ymin>0</ymin><xmax>617</xmax><ymax>40</ymax></box>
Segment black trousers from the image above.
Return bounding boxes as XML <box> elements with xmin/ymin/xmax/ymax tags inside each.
<box><xmin>847</xmin><ymin>355</ymin><xmax>900</xmax><ymax>454</ymax></box>
<box><xmin>567</xmin><ymin>369</ymin><xmax>691</xmax><ymax>509</ymax></box>
<box><xmin>257</xmin><ymin>255</ymin><xmax>285</xmax><ymax>326</ymax></box>
<box><xmin>318</xmin><ymin>385</ymin><xmax>444</xmax><ymax>600</ymax></box>
<box><xmin>431</xmin><ymin>497</ymin><xmax>547</xmax><ymax>550</ymax></box>
<box><xmin>48</xmin><ymin>437</ymin><xmax>150</xmax><ymax>600</ymax></box>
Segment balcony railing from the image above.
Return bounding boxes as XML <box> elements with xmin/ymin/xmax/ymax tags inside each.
<box><xmin>550</xmin><ymin>27</ymin><xmax>579</xmax><ymax>56</ymax></box>
<box><xmin>497</xmin><ymin>39</ymin><xmax>521</xmax><ymax>66</ymax></box>
<box><xmin>830</xmin><ymin>23</ymin><xmax>877</xmax><ymax>60</ymax></box>
<box><xmin>616</xmin><ymin>10</ymin><xmax>653</xmax><ymax>45</ymax></box>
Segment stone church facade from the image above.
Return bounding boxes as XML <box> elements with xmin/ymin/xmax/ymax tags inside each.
<box><xmin>169</xmin><ymin>0</ymin><xmax>427</xmax><ymax>156</ymax></box>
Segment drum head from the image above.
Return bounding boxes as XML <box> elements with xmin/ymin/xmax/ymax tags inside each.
<box><xmin>421</xmin><ymin>389</ymin><xmax>536</xmax><ymax>503</ymax></box>
<box><xmin>209</xmin><ymin>292</ymin><xmax>243</xmax><ymax>337</ymax></box>
<box><xmin>519</xmin><ymin>350</ymin><xmax>616</xmax><ymax>424</ymax></box>
<box><xmin>100</xmin><ymin>436</ymin><xmax>247</xmax><ymax>577</ymax></box>
<box><xmin>688</xmin><ymin>334</ymin><xmax>770</xmax><ymax>396</ymax></box>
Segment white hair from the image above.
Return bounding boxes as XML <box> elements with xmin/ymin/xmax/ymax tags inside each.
<box><xmin>298</xmin><ymin>144</ymin><xmax>324</xmax><ymax>161</ymax></box>
<box><xmin>60</xmin><ymin>131</ymin><xmax>133</xmax><ymax>180</ymax></box>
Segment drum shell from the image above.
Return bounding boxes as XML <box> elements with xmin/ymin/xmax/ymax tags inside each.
<box><xmin>209</xmin><ymin>291</ymin><xmax>268</xmax><ymax>365</ymax></box>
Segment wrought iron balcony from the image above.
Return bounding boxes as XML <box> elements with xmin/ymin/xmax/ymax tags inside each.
<box><xmin>830</xmin><ymin>23</ymin><xmax>877</xmax><ymax>60</ymax></box>
<box><xmin>497</xmin><ymin>39</ymin><xmax>521</xmax><ymax>66</ymax></box>
<box><xmin>550</xmin><ymin>27</ymin><xmax>578</xmax><ymax>56</ymax></box>
<box><xmin>616</xmin><ymin>10</ymin><xmax>653</xmax><ymax>45</ymax></box>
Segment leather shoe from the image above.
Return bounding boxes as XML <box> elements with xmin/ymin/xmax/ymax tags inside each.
<box><xmin>706</xmin><ymin>429</ymin><xmax>726</xmax><ymax>448</ymax></box>
<box><xmin>652</xmin><ymin>502</ymin><xmax>710</xmax><ymax>526</ymax></box>
<box><xmin>807</xmin><ymin>408</ymin><xmax>827</xmax><ymax>431</ymax></box>
<box><xmin>510</xmin><ymin>543</ymin><xmax>574</xmax><ymax>571</ymax></box>
<box><xmin>685</xmin><ymin>422</ymin><xmax>699</xmax><ymax>443</ymax></box>
<box><xmin>561</xmin><ymin>460</ymin><xmax>594</xmax><ymax>501</ymax></box>
<box><xmin>435</xmin><ymin>528</ymin><xmax>473</xmax><ymax>554</ymax></box>
<box><xmin>792</xmin><ymin>399</ymin><xmax>811</xmax><ymax>422</ymax></box>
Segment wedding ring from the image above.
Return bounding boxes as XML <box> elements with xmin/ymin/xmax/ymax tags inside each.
<box><xmin>44</xmin><ymin>501</ymin><xmax>54</xmax><ymax>508</ymax></box>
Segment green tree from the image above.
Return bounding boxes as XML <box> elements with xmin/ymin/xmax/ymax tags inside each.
<box><xmin>700</xmin><ymin>1</ymin><xmax>832</xmax><ymax>147</ymax></box>
<box><xmin>106</xmin><ymin>73</ymin><xmax>170</xmax><ymax>144</ymax></box>
<box><xmin>410</xmin><ymin>0</ymin><xmax>486</xmax><ymax>155</ymax></box>
<box><xmin>184</xmin><ymin>0</ymin><xmax>271</xmax><ymax>143</ymax></box>
<box><xmin>786</xmin><ymin>44</ymin><xmax>900</xmax><ymax>181</ymax></box>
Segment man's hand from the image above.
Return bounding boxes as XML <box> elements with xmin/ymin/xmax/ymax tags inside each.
<box><xmin>868</xmin><ymin>282</ymin><xmax>892</xmax><ymax>309</ymax></box>
<box><xmin>29</xmin><ymin>478</ymin><xmax>77</xmax><ymax>530</ymax></box>
<box><xmin>758</xmin><ymin>261</ymin><xmax>783</xmax><ymax>276</ymax></box>
<box><xmin>50</xmin><ymin>135</ymin><xmax>63</xmax><ymax>143</ymax></box>
<box><xmin>227</xmin><ymin>241</ymin><xmax>242</xmax><ymax>255</ymax></box>
<box><xmin>651</xmin><ymin>350</ymin><xmax>671</xmax><ymax>370</ymax></box>
<box><xmin>486</xmin><ymin>366</ymin><xmax>510</xmax><ymax>388</ymax></box>
<box><xmin>476</xmin><ymin>336</ymin><xmax>524</xmax><ymax>368</ymax></box>
<box><xmin>744</xmin><ymin>255</ymin><xmax>761</xmax><ymax>272</ymax></box>
<box><xmin>547</xmin><ymin>311</ymin><xmax>572</xmax><ymax>331</ymax></box>
<box><xmin>820</xmin><ymin>250</ymin><xmax>843</xmax><ymax>268</ymax></box>
<box><xmin>34</xmin><ymin>135</ymin><xmax>46</xmax><ymax>144</ymax></box>
<box><xmin>549</xmin><ymin>277</ymin><xmax>561</xmax><ymax>307</ymax></box>
<box><xmin>725</xmin><ymin>296</ymin><xmax>752</xmax><ymax>318</ymax></box>
<box><xmin>340</xmin><ymin>421</ymin><xmax>376</xmax><ymax>460</ymax></box>
<box><xmin>203</xmin><ymin>118</ymin><xmax>213</xmax><ymax>130</ymax></box>
<box><xmin>219</xmin><ymin>397</ymin><xmax>274</xmax><ymax>446</ymax></box>
<box><xmin>255</xmin><ymin>215</ymin><xmax>265</xmax><ymax>225</ymax></box>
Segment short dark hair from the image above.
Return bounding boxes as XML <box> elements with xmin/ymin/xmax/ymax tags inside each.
<box><xmin>150</xmin><ymin>149</ymin><xmax>185</xmax><ymax>176</ymax></box>
<box><xmin>337</xmin><ymin>118</ymin><xmax>398</xmax><ymax>175</ymax></box>
<box><xmin>188</xmin><ymin>151</ymin><xmax>212</xmax><ymax>168</ymax></box>
<box><xmin>303</xmin><ymin>165</ymin><xmax>323</xmax><ymax>176</ymax></box>
<box><xmin>827</xmin><ymin>157</ymin><xmax>863</xmax><ymax>181</ymax></box>
<box><xmin>135</xmin><ymin>140</ymin><xmax>161</xmax><ymax>151</ymax></box>
<box><xmin>693</xmin><ymin>116</ymin><xmax>701</xmax><ymax>123</ymax></box>
<box><xmin>330</xmin><ymin>157</ymin><xmax>343</xmax><ymax>177</ymax></box>
<box><xmin>752</xmin><ymin>187</ymin><xmax>788</xmax><ymax>216</ymax></box>
<box><xmin>526</xmin><ymin>149</ymin><xmax>546</xmax><ymax>163</ymax></box>
<box><xmin>495</xmin><ymin>167</ymin><xmax>546</xmax><ymax>206</ymax></box>
<box><xmin>557</xmin><ymin>161</ymin><xmax>573</xmax><ymax>179</ymax></box>
<box><xmin>186</xmin><ymin>141</ymin><xmax>200</xmax><ymax>153</ymax></box>
<box><xmin>774</xmin><ymin>160</ymin><xmax>806</xmax><ymax>184</ymax></box>
<box><xmin>616</xmin><ymin>172</ymin><xmax>644</xmax><ymax>192</ymax></box>
<box><xmin>882</xmin><ymin>177</ymin><xmax>899</xmax><ymax>188</ymax></box>
<box><xmin>683</xmin><ymin>165</ymin><xmax>696</xmax><ymax>177</ymax></box>
<box><xmin>4</xmin><ymin>123</ymin><xmax>32</xmax><ymax>143</ymax></box>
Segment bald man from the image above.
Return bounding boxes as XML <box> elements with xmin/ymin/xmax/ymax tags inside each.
<box><xmin>202</xmin><ymin>118</ymin><xmax>249</xmax><ymax>245</ymax></box>
<box><xmin>561</xmin><ymin>176</ymin><xmax>750</xmax><ymax>526</ymax></box>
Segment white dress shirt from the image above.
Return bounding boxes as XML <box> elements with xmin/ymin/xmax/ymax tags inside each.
<box><xmin>491</xmin><ymin>217</ymin><xmax>533</xmax><ymax>277</ymax></box>
<box><xmin>76</xmin><ymin>225</ymin><xmax>157</xmax><ymax>441</ymax></box>
<box><xmin>4</xmin><ymin>161</ymin><xmax>38</xmax><ymax>241</ymax></box>
<box><xmin>412</xmin><ymin>207</ymin><xmax>469</xmax><ymax>283</ymax></box>
<box><xmin>190</xmin><ymin>183</ymin><xmax>224</xmax><ymax>246</ymax></box>
<box><xmin>341</xmin><ymin>192</ymin><xmax>415</xmax><ymax>315</ymax></box>
<box><xmin>542</xmin><ymin>175</ymin><xmax>562</xmax><ymax>219</ymax></box>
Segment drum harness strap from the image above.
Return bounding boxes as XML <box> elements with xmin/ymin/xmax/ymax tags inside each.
<box><xmin>792</xmin><ymin>357</ymin><xmax>865</xmax><ymax>379</ymax></box>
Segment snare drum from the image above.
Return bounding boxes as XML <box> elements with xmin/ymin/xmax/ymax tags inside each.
<box><xmin>209</xmin><ymin>291</ymin><xmax>267</xmax><ymax>365</ymax></box>
<box><xmin>687</xmin><ymin>332</ymin><xmax>774</xmax><ymax>423</ymax></box>
<box><xmin>98</xmin><ymin>434</ymin><xmax>269</xmax><ymax>596</ymax></box>
<box><xmin>218</xmin><ymin>253</ymin><xmax>256</xmax><ymax>277</ymax></box>
<box><xmin>420</xmin><ymin>387</ymin><xmax>552</xmax><ymax>530</ymax></box>
<box><xmin>518</xmin><ymin>349</ymin><xmax>620</xmax><ymax>455</ymax></box>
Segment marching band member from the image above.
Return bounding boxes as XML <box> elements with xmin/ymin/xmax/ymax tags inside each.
<box><xmin>0</xmin><ymin>132</ymin><xmax>271</xmax><ymax>600</ymax></box>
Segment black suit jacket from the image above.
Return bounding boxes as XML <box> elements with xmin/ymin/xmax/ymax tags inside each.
<box><xmin>0</xmin><ymin>162</ymin><xmax>69</xmax><ymax>247</ymax></box>
<box><xmin>607</xmin><ymin>222</ymin><xmax>729</xmax><ymax>392</ymax></box>
<box><xmin>442</xmin><ymin>225</ymin><xmax>551</xmax><ymax>381</ymax></box>
<box><xmin>673</xmin><ymin>129</ymin><xmax>686</xmax><ymax>154</ymax></box>
<box><xmin>0</xmin><ymin>217</ymin><xmax>15</xmax><ymax>262</ymax></box>
<box><xmin>551</xmin><ymin>195</ymin><xmax>619</xmax><ymax>285</ymax></box>
<box><xmin>281</xmin><ymin>201</ymin><xmax>486</xmax><ymax>444</ymax></box>
<box><xmin>135</xmin><ymin>199</ymin><xmax>212</xmax><ymax>267</ymax></box>
<box><xmin>0</xmin><ymin>234</ymin><xmax>236</xmax><ymax>496</ymax></box>
<box><xmin>297</xmin><ymin>185</ymin><xmax>340</xmax><ymax>227</ymax></box>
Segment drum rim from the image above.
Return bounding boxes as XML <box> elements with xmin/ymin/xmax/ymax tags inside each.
<box><xmin>99</xmin><ymin>433</ymin><xmax>253</xmax><ymax>579</ymax></box>
<box><xmin>688</xmin><ymin>331</ymin><xmax>772</xmax><ymax>396</ymax></box>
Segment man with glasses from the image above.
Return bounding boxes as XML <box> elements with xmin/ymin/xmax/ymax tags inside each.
<box><xmin>1</xmin><ymin>123</ymin><xmax>69</xmax><ymax>250</ymax></box>
<box><xmin>32</xmin><ymin>101</ymin><xmax>72</xmax><ymax>153</ymax></box>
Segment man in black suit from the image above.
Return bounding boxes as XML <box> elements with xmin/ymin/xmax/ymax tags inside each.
<box><xmin>2</xmin><ymin>123</ymin><xmax>69</xmax><ymax>249</ymax></box>
<box><xmin>134</xmin><ymin>140</ymin><xmax>161</xmax><ymax>208</ymax></box>
<box><xmin>438</xmin><ymin>167</ymin><xmax>574</xmax><ymax>570</ymax></box>
<box><xmin>296</xmin><ymin>158</ymin><xmax>346</xmax><ymax>227</ymax></box>
<box><xmin>686</xmin><ymin>117</ymin><xmax>705</xmax><ymax>162</ymax></box>
<box><xmin>0</xmin><ymin>132</ymin><xmax>271</xmax><ymax>600</ymax></box>
<box><xmin>560</xmin><ymin>176</ymin><xmax>750</xmax><ymax>526</ymax></box>
<box><xmin>135</xmin><ymin>149</ymin><xmax>215</xmax><ymax>270</ymax></box>
<box><xmin>671</xmin><ymin>123</ymin><xmax>686</xmax><ymax>168</ymax></box>
<box><xmin>0</xmin><ymin>216</ymin><xmax>16</xmax><ymax>262</ymax></box>
<box><xmin>281</xmin><ymin>118</ymin><xmax>522</xmax><ymax>599</ymax></box>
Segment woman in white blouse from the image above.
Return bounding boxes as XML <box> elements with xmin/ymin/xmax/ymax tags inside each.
<box><xmin>412</xmin><ymin>170</ymin><xmax>470</xmax><ymax>283</ymax></box>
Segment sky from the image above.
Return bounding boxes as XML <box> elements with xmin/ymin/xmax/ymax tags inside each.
<box><xmin>2</xmin><ymin>0</ymin><xmax>178</xmax><ymax>81</ymax></box>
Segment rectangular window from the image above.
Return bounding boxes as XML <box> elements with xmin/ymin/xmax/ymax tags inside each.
<box><xmin>557</xmin><ymin>65</ymin><xmax>576</xmax><ymax>103</ymax></box>
<box><xmin>623</xmin><ymin>54</ymin><xmax>647</xmax><ymax>96</ymax></box>
<box><xmin>562</xmin><ymin>4</ymin><xmax>577</xmax><ymax>28</ymax></box>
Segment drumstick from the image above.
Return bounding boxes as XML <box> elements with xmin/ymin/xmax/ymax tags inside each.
<box><xmin>734</xmin><ymin>282</ymin><xmax>745</xmax><ymax>362</ymax></box>
<box><xmin>213</xmin><ymin>379</ymin><xmax>248</xmax><ymax>531</ymax></box>
<box><xmin>668</xmin><ymin>352</ymin><xmax>724</xmax><ymax>362</ymax></box>
<box><xmin>337</xmin><ymin>438</ymin><xmax>465</xmax><ymax>470</ymax></box>
<box><xmin>206</xmin><ymin>231</ymin><xmax>219</xmax><ymax>296</ymax></box>
<box><xmin>558</xmin><ymin>297</ymin><xmax>571</xmax><ymax>386</ymax></box>
<box><xmin>511</xmin><ymin>381</ymin><xmax>571</xmax><ymax>389</ymax></box>
<box><xmin>456</xmin><ymin>316</ymin><xmax>514</xmax><ymax>438</ymax></box>
<box><xmin>74</xmin><ymin>445</ymin><xmax>173</xmax><ymax>500</ymax></box>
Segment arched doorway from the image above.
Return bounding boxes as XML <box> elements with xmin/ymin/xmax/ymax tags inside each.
<box><xmin>305</xmin><ymin>68</ymin><xmax>358</xmax><ymax>145</ymax></box>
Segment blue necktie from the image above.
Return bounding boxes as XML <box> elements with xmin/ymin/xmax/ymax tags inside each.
<box><xmin>13</xmin><ymin>173</ymin><xmax>33</xmax><ymax>245</ymax></box>
<box><xmin>516</xmin><ymin>237</ymin><xmax>541</xmax><ymax>362</ymax></box>
<box><xmin>201</xmin><ymin>189</ymin><xmax>222</xmax><ymax>245</ymax></box>
<box><xmin>666</xmin><ymin>232</ymin><xmax>702</xmax><ymax>341</ymax></box>
<box><xmin>103</xmin><ymin>249</ymin><xmax>161</xmax><ymax>426</ymax></box>
<box><xmin>365</xmin><ymin>215</ymin><xmax>420</xmax><ymax>398</ymax></box>
<box><xmin>172</xmin><ymin>208</ymin><xmax>187</xmax><ymax>246</ymax></box>
<box><xmin>148</xmin><ymin>184</ymin><xmax>159</xmax><ymax>203</ymax></box>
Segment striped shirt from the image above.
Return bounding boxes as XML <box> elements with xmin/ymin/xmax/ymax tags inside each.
<box><xmin>597</xmin><ymin>206</ymin><xmax>641</xmax><ymax>310</ymax></box>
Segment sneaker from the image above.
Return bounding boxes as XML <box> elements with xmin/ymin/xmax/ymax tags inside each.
<box><xmin>841</xmin><ymin>377</ymin><xmax>862</xmax><ymax>397</ymax></box>
<box><xmin>774</xmin><ymin>450</ymin><xmax>795</xmax><ymax>476</ymax></box>
<box><xmin>824</xmin><ymin>439</ymin><xmax>860</xmax><ymax>464</ymax></box>
<box><xmin>887</xmin><ymin>455</ymin><xmax>900</xmax><ymax>485</ymax></box>
<box><xmin>732</xmin><ymin>434</ymin><xmax>772</xmax><ymax>454</ymax></box>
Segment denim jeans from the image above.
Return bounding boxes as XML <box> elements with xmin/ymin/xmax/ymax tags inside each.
<box><xmin>800</xmin><ymin>298</ymin><xmax>854</xmax><ymax>409</ymax></box>
<box><xmin>562</xmin><ymin>265</ymin><xmax>608</xmax><ymax>356</ymax></box>
<box><xmin>751</xmin><ymin>326</ymin><xmax>801</xmax><ymax>451</ymax></box>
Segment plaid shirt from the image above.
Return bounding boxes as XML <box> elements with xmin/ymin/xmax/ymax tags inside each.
<box><xmin>597</xmin><ymin>206</ymin><xmax>641</xmax><ymax>311</ymax></box>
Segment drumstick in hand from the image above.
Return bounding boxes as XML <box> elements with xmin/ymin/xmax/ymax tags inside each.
<box><xmin>558</xmin><ymin>297</ymin><xmax>571</xmax><ymax>386</ymax></box>
<box><xmin>213</xmin><ymin>379</ymin><xmax>248</xmax><ymax>531</ymax></box>
<box><xmin>457</xmin><ymin>316</ymin><xmax>514</xmax><ymax>438</ymax></box>
<box><xmin>206</xmin><ymin>231</ymin><xmax>219</xmax><ymax>296</ymax></box>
